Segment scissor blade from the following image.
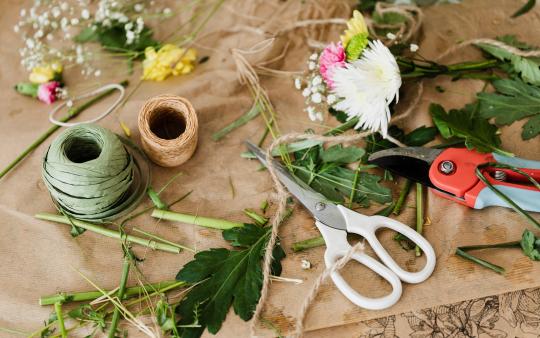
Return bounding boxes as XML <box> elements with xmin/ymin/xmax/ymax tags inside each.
<box><xmin>367</xmin><ymin>147</ymin><xmax>443</xmax><ymax>188</ymax></box>
<box><xmin>245</xmin><ymin>141</ymin><xmax>346</xmax><ymax>231</ymax></box>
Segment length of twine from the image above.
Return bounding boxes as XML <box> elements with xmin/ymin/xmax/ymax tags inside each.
<box><xmin>251</xmin><ymin>37</ymin><xmax>540</xmax><ymax>337</ymax></box>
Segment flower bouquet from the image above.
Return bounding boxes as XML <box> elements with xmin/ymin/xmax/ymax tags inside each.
<box><xmin>296</xmin><ymin>9</ymin><xmax>501</xmax><ymax>139</ymax></box>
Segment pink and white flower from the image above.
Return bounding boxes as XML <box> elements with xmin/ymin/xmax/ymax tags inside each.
<box><xmin>319</xmin><ymin>42</ymin><xmax>345</xmax><ymax>88</ymax></box>
<box><xmin>37</xmin><ymin>81</ymin><xmax>61</xmax><ymax>104</ymax></box>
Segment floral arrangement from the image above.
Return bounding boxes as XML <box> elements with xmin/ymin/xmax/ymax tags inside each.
<box><xmin>13</xmin><ymin>0</ymin><xmax>203</xmax><ymax>104</ymax></box>
<box><xmin>296</xmin><ymin>9</ymin><xmax>540</xmax><ymax>142</ymax></box>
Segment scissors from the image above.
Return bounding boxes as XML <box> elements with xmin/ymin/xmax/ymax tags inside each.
<box><xmin>368</xmin><ymin>147</ymin><xmax>540</xmax><ymax>212</ymax></box>
<box><xmin>246</xmin><ymin>141</ymin><xmax>436</xmax><ymax>310</ymax></box>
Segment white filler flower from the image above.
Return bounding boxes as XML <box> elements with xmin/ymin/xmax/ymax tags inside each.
<box><xmin>331</xmin><ymin>40</ymin><xmax>401</xmax><ymax>137</ymax></box>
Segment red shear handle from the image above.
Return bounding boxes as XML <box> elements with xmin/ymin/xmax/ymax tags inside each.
<box><xmin>429</xmin><ymin>149</ymin><xmax>540</xmax><ymax>211</ymax></box>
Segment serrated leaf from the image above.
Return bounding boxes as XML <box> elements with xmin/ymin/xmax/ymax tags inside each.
<box><xmin>477</xmin><ymin>36</ymin><xmax>540</xmax><ymax>85</ymax></box>
<box><xmin>511</xmin><ymin>55</ymin><xmax>540</xmax><ymax>85</ymax></box>
<box><xmin>429</xmin><ymin>103</ymin><xmax>504</xmax><ymax>153</ymax></box>
<box><xmin>521</xmin><ymin>229</ymin><xmax>540</xmax><ymax>261</ymax></box>
<box><xmin>522</xmin><ymin>114</ymin><xmax>540</xmax><ymax>139</ymax></box>
<box><xmin>175</xmin><ymin>224</ymin><xmax>284</xmax><ymax>338</ymax></box>
<box><xmin>477</xmin><ymin>78</ymin><xmax>540</xmax><ymax>139</ymax></box>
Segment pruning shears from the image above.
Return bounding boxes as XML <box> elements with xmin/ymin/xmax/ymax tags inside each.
<box><xmin>246</xmin><ymin>141</ymin><xmax>436</xmax><ymax>310</ymax></box>
<box><xmin>369</xmin><ymin>147</ymin><xmax>540</xmax><ymax>212</ymax></box>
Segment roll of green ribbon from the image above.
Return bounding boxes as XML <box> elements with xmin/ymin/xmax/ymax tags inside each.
<box><xmin>42</xmin><ymin>124</ymin><xmax>148</xmax><ymax>221</ymax></box>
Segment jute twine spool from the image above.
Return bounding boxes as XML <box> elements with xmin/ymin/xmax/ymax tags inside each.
<box><xmin>138</xmin><ymin>95</ymin><xmax>198</xmax><ymax>167</ymax></box>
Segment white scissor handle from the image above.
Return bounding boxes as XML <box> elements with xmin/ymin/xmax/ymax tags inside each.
<box><xmin>337</xmin><ymin>205</ymin><xmax>436</xmax><ymax>284</ymax></box>
<box><xmin>316</xmin><ymin>221</ymin><xmax>402</xmax><ymax>310</ymax></box>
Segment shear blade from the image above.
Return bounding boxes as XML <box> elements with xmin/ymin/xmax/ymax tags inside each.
<box><xmin>368</xmin><ymin>147</ymin><xmax>443</xmax><ymax>188</ymax></box>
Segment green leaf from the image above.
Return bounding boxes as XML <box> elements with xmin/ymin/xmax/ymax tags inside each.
<box><xmin>522</xmin><ymin>114</ymin><xmax>540</xmax><ymax>139</ymax></box>
<box><xmin>175</xmin><ymin>224</ymin><xmax>284</xmax><ymax>338</ymax></box>
<box><xmin>512</xmin><ymin>0</ymin><xmax>536</xmax><ymax>18</ymax></box>
<box><xmin>511</xmin><ymin>55</ymin><xmax>540</xmax><ymax>85</ymax></box>
<box><xmin>497</xmin><ymin>35</ymin><xmax>534</xmax><ymax>50</ymax></box>
<box><xmin>477</xmin><ymin>78</ymin><xmax>540</xmax><ymax>139</ymax></box>
<box><xmin>74</xmin><ymin>26</ymin><xmax>99</xmax><ymax>43</ymax></box>
<box><xmin>429</xmin><ymin>103</ymin><xmax>505</xmax><ymax>154</ymax></box>
<box><xmin>156</xmin><ymin>299</ymin><xmax>176</xmax><ymax>332</ymax></box>
<box><xmin>68</xmin><ymin>305</ymin><xmax>106</xmax><ymax>330</ymax></box>
<box><xmin>403</xmin><ymin>126</ymin><xmax>439</xmax><ymax>146</ymax></box>
<box><xmin>520</xmin><ymin>229</ymin><xmax>540</xmax><ymax>260</ymax></box>
<box><xmin>329</xmin><ymin>107</ymin><xmax>349</xmax><ymax>123</ymax></box>
<box><xmin>477</xmin><ymin>36</ymin><xmax>540</xmax><ymax>85</ymax></box>
<box><xmin>320</xmin><ymin>144</ymin><xmax>365</xmax><ymax>164</ymax></box>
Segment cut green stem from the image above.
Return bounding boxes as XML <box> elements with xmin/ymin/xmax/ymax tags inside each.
<box><xmin>39</xmin><ymin>280</ymin><xmax>184</xmax><ymax>305</ymax></box>
<box><xmin>212</xmin><ymin>103</ymin><xmax>262</xmax><ymax>141</ymax></box>
<box><xmin>393</xmin><ymin>179</ymin><xmax>412</xmax><ymax>215</ymax></box>
<box><xmin>0</xmin><ymin>80</ymin><xmax>128</xmax><ymax>180</ymax></box>
<box><xmin>152</xmin><ymin>209</ymin><xmax>244</xmax><ymax>229</ymax></box>
<box><xmin>244</xmin><ymin>209</ymin><xmax>268</xmax><ymax>226</ymax></box>
<box><xmin>108</xmin><ymin>257</ymin><xmax>130</xmax><ymax>338</ymax></box>
<box><xmin>35</xmin><ymin>213</ymin><xmax>181</xmax><ymax>254</ymax></box>
<box><xmin>54</xmin><ymin>302</ymin><xmax>67</xmax><ymax>338</ymax></box>
<box><xmin>415</xmin><ymin>183</ymin><xmax>423</xmax><ymax>257</ymax></box>
<box><xmin>292</xmin><ymin>236</ymin><xmax>325</xmax><ymax>252</ymax></box>
<box><xmin>454</xmin><ymin>243</ymin><xmax>521</xmax><ymax>274</ymax></box>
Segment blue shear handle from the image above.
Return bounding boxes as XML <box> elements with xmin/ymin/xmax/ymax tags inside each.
<box><xmin>493</xmin><ymin>153</ymin><xmax>540</xmax><ymax>169</ymax></box>
<box><xmin>475</xmin><ymin>185</ymin><xmax>540</xmax><ymax>212</ymax></box>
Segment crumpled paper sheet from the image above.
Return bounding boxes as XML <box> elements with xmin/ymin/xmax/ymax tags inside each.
<box><xmin>0</xmin><ymin>0</ymin><xmax>539</xmax><ymax>337</ymax></box>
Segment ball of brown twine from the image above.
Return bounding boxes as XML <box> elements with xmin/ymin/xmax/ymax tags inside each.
<box><xmin>138</xmin><ymin>95</ymin><xmax>198</xmax><ymax>167</ymax></box>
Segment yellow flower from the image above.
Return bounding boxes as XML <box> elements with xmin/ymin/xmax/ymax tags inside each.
<box><xmin>340</xmin><ymin>10</ymin><xmax>368</xmax><ymax>48</ymax></box>
<box><xmin>142</xmin><ymin>44</ymin><xmax>197</xmax><ymax>81</ymax></box>
<box><xmin>29</xmin><ymin>61</ymin><xmax>63</xmax><ymax>84</ymax></box>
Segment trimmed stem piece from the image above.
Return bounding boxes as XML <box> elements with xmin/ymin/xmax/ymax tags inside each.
<box><xmin>35</xmin><ymin>213</ymin><xmax>181</xmax><ymax>254</ymax></box>
<box><xmin>393</xmin><ymin>179</ymin><xmax>412</xmax><ymax>215</ymax></box>
<box><xmin>292</xmin><ymin>236</ymin><xmax>325</xmax><ymax>252</ymax></box>
<box><xmin>39</xmin><ymin>280</ymin><xmax>184</xmax><ymax>305</ymax></box>
<box><xmin>54</xmin><ymin>302</ymin><xmax>67</xmax><ymax>338</ymax></box>
<box><xmin>108</xmin><ymin>257</ymin><xmax>130</xmax><ymax>338</ymax></box>
<box><xmin>415</xmin><ymin>183</ymin><xmax>423</xmax><ymax>257</ymax></box>
<box><xmin>152</xmin><ymin>209</ymin><xmax>243</xmax><ymax>230</ymax></box>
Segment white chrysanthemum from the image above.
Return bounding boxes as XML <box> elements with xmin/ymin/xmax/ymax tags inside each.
<box><xmin>331</xmin><ymin>40</ymin><xmax>401</xmax><ymax>137</ymax></box>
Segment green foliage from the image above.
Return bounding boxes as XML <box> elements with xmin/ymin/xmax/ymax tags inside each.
<box><xmin>477</xmin><ymin>78</ymin><xmax>540</xmax><ymax>140</ymax></box>
<box><xmin>320</xmin><ymin>144</ymin><xmax>365</xmax><ymax>164</ymax></box>
<box><xmin>40</xmin><ymin>312</ymin><xmax>57</xmax><ymax>338</ymax></box>
<box><xmin>156</xmin><ymin>299</ymin><xmax>178</xmax><ymax>335</ymax></box>
<box><xmin>75</xmin><ymin>22</ymin><xmax>158</xmax><ymax>57</ymax></box>
<box><xmin>477</xmin><ymin>36</ymin><xmax>540</xmax><ymax>85</ymax></box>
<box><xmin>175</xmin><ymin>224</ymin><xmax>285</xmax><ymax>338</ymax></box>
<box><xmin>429</xmin><ymin>103</ymin><xmax>506</xmax><ymax>154</ymax></box>
<box><xmin>511</xmin><ymin>0</ymin><xmax>536</xmax><ymax>18</ymax></box>
<box><xmin>291</xmin><ymin>144</ymin><xmax>392</xmax><ymax>207</ymax></box>
<box><xmin>68</xmin><ymin>305</ymin><xmax>106</xmax><ymax>331</ymax></box>
<box><xmin>520</xmin><ymin>230</ymin><xmax>540</xmax><ymax>260</ymax></box>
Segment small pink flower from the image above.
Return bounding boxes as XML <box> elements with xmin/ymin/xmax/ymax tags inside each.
<box><xmin>319</xmin><ymin>42</ymin><xmax>345</xmax><ymax>88</ymax></box>
<box><xmin>37</xmin><ymin>81</ymin><xmax>60</xmax><ymax>104</ymax></box>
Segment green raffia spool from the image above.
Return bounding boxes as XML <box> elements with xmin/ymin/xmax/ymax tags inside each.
<box><xmin>42</xmin><ymin>124</ymin><xmax>148</xmax><ymax>221</ymax></box>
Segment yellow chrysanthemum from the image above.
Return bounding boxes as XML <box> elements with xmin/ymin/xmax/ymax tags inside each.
<box><xmin>29</xmin><ymin>61</ymin><xmax>63</xmax><ymax>84</ymax></box>
<box><xmin>340</xmin><ymin>10</ymin><xmax>368</xmax><ymax>48</ymax></box>
<box><xmin>142</xmin><ymin>44</ymin><xmax>197</xmax><ymax>81</ymax></box>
